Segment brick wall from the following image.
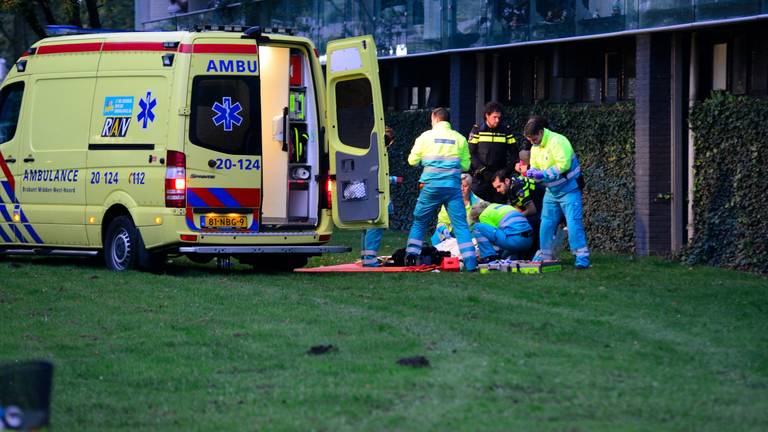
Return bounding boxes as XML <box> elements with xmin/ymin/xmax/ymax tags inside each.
<box><xmin>449</xmin><ymin>53</ymin><xmax>477</xmax><ymax>136</ymax></box>
<box><xmin>634</xmin><ymin>34</ymin><xmax>672</xmax><ymax>255</ymax></box>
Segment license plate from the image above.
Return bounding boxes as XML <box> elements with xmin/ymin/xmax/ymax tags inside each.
<box><xmin>200</xmin><ymin>215</ymin><xmax>248</xmax><ymax>229</ymax></box>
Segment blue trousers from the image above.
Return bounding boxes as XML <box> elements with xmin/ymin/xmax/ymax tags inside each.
<box><xmin>361</xmin><ymin>202</ymin><xmax>393</xmax><ymax>267</ymax></box>
<box><xmin>473</xmin><ymin>223</ymin><xmax>533</xmax><ymax>259</ymax></box>
<box><xmin>406</xmin><ymin>184</ymin><xmax>477</xmax><ymax>271</ymax></box>
<box><xmin>534</xmin><ymin>188</ymin><xmax>590</xmax><ymax>267</ymax></box>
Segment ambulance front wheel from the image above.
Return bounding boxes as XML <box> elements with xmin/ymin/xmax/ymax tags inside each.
<box><xmin>104</xmin><ymin>216</ymin><xmax>165</xmax><ymax>272</ymax></box>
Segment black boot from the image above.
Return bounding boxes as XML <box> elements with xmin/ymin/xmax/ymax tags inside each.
<box><xmin>478</xmin><ymin>254</ymin><xmax>500</xmax><ymax>264</ymax></box>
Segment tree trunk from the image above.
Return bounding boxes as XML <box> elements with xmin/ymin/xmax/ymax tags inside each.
<box><xmin>84</xmin><ymin>0</ymin><xmax>101</xmax><ymax>29</ymax></box>
<box><xmin>36</xmin><ymin>0</ymin><xmax>56</xmax><ymax>25</ymax></box>
<box><xmin>64</xmin><ymin>0</ymin><xmax>82</xmax><ymax>27</ymax></box>
<box><xmin>20</xmin><ymin>2</ymin><xmax>48</xmax><ymax>39</ymax></box>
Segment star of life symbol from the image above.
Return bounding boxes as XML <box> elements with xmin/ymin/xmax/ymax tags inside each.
<box><xmin>212</xmin><ymin>97</ymin><xmax>243</xmax><ymax>132</ymax></box>
<box><xmin>137</xmin><ymin>90</ymin><xmax>156</xmax><ymax>129</ymax></box>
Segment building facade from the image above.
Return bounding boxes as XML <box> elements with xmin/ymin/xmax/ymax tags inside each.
<box><xmin>136</xmin><ymin>0</ymin><xmax>768</xmax><ymax>255</ymax></box>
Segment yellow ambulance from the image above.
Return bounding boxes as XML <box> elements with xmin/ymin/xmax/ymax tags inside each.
<box><xmin>0</xmin><ymin>26</ymin><xmax>389</xmax><ymax>271</ymax></box>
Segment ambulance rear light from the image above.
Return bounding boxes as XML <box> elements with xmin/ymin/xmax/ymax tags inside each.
<box><xmin>325</xmin><ymin>177</ymin><xmax>333</xmax><ymax>210</ymax></box>
<box><xmin>165</xmin><ymin>150</ymin><xmax>186</xmax><ymax>208</ymax></box>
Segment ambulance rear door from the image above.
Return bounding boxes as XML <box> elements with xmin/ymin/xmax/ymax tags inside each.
<box><xmin>325</xmin><ymin>36</ymin><xmax>389</xmax><ymax>229</ymax></box>
<box><xmin>184</xmin><ymin>38</ymin><xmax>262</xmax><ymax>234</ymax></box>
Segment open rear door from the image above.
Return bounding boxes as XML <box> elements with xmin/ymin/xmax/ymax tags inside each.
<box><xmin>325</xmin><ymin>36</ymin><xmax>388</xmax><ymax>229</ymax></box>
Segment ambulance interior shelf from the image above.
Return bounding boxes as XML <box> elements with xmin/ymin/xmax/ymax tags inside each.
<box><xmin>285</xmin><ymin>59</ymin><xmax>310</xmax><ymax>221</ymax></box>
<box><xmin>265</xmin><ymin>48</ymin><xmax>316</xmax><ymax>227</ymax></box>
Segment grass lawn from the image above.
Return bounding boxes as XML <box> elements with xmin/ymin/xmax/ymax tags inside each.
<box><xmin>1</xmin><ymin>230</ymin><xmax>767</xmax><ymax>431</ymax></box>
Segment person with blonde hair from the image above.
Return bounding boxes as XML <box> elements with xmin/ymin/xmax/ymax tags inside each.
<box><xmin>431</xmin><ymin>173</ymin><xmax>480</xmax><ymax>245</ymax></box>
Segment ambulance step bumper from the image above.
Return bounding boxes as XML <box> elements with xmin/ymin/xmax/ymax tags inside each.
<box><xmin>0</xmin><ymin>248</ymin><xmax>99</xmax><ymax>257</ymax></box>
<box><xmin>178</xmin><ymin>245</ymin><xmax>351</xmax><ymax>255</ymax></box>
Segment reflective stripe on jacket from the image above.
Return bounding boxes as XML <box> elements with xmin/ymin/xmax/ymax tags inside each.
<box><xmin>468</xmin><ymin>123</ymin><xmax>517</xmax><ymax>176</ymax></box>
<box><xmin>408</xmin><ymin>121</ymin><xmax>470</xmax><ymax>188</ymax></box>
<box><xmin>530</xmin><ymin>128</ymin><xmax>581</xmax><ymax>196</ymax></box>
<box><xmin>479</xmin><ymin>204</ymin><xmax>532</xmax><ymax>234</ymax></box>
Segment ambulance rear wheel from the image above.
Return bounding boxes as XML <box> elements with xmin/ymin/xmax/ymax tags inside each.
<box><xmin>104</xmin><ymin>216</ymin><xmax>140</xmax><ymax>271</ymax></box>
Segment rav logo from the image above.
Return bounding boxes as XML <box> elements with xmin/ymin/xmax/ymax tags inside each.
<box><xmin>101</xmin><ymin>117</ymin><xmax>131</xmax><ymax>137</ymax></box>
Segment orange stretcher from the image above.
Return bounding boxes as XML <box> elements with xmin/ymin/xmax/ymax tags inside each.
<box><xmin>295</xmin><ymin>263</ymin><xmax>438</xmax><ymax>273</ymax></box>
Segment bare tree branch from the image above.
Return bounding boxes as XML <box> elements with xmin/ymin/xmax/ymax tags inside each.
<box><xmin>35</xmin><ymin>0</ymin><xmax>56</xmax><ymax>25</ymax></box>
<box><xmin>19</xmin><ymin>1</ymin><xmax>47</xmax><ymax>38</ymax></box>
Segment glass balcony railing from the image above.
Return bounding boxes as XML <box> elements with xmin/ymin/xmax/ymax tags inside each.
<box><xmin>140</xmin><ymin>0</ymin><xmax>768</xmax><ymax>56</ymax></box>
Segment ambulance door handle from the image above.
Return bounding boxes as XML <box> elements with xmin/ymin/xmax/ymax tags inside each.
<box><xmin>4</xmin><ymin>157</ymin><xmax>15</xmax><ymax>164</ymax></box>
<box><xmin>23</xmin><ymin>157</ymin><xmax>35</xmax><ymax>163</ymax></box>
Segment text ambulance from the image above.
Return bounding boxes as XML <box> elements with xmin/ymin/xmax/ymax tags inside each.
<box><xmin>0</xmin><ymin>26</ymin><xmax>389</xmax><ymax>271</ymax></box>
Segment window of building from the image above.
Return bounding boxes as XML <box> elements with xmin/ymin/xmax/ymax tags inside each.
<box><xmin>604</xmin><ymin>51</ymin><xmax>621</xmax><ymax>102</ymax></box>
<box><xmin>712</xmin><ymin>43</ymin><xmax>727</xmax><ymax>90</ymax></box>
<box><xmin>534</xmin><ymin>56</ymin><xmax>548</xmax><ymax>100</ymax></box>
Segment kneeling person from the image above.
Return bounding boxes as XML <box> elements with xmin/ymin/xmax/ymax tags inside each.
<box><xmin>470</xmin><ymin>201</ymin><xmax>533</xmax><ymax>262</ymax></box>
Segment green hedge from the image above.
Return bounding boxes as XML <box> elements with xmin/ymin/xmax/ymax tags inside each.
<box><xmin>686</xmin><ymin>92</ymin><xmax>768</xmax><ymax>273</ymax></box>
<box><xmin>385</xmin><ymin>103</ymin><xmax>636</xmax><ymax>254</ymax></box>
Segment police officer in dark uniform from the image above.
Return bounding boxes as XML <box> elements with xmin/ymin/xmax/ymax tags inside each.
<box><xmin>491</xmin><ymin>169</ymin><xmax>544</xmax><ymax>259</ymax></box>
<box><xmin>468</xmin><ymin>101</ymin><xmax>518</xmax><ymax>203</ymax></box>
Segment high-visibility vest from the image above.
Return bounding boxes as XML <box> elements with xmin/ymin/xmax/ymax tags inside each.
<box><xmin>530</xmin><ymin>128</ymin><xmax>582</xmax><ymax>196</ymax></box>
<box><xmin>408</xmin><ymin>121</ymin><xmax>470</xmax><ymax>188</ymax></box>
<box><xmin>479</xmin><ymin>204</ymin><xmax>531</xmax><ymax>234</ymax></box>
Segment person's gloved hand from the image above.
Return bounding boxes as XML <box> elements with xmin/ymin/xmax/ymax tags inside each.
<box><xmin>526</xmin><ymin>168</ymin><xmax>544</xmax><ymax>181</ymax></box>
<box><xmin>436</xmin><ymin>224</ymin><xmax>453</xmax><ymax>241</ymax></box>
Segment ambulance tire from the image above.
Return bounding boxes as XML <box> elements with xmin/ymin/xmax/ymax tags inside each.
<box><xmin>104</xmin><ymin>216</ymin><xmax>166</xmax><ymax>272</ymax></box>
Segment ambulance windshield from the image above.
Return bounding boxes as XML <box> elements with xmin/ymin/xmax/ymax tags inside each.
<box><xmin>189</xmin><ymin>76</ymin><xmax>262</xmax><ymax>155</ymax></box>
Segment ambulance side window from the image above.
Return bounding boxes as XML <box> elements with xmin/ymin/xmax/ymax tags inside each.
<box><xmin>0</xmin><ymin>82</ymin><xmax>24</xmax><ymax>145</ymax></box>
<box><xmin>190</xmin><ymin>76</ymin><xmax>262</xmax><ymax>156</ymax></box>
<box><xmin>335</xmin><ymin>78</ymin><xmax>373</xmax><ymax>150</ymax></box>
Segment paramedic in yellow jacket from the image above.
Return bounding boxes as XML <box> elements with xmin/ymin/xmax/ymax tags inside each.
<box><xmin>523</xmin><ymin>115</ymin><xmax>590</xmax><ymax>269</ymax></box>
<box><xmin>405</xmin><ymin>108</ymin><xmax>477</xmax><ymax>271</ymax></box>
<box><xmin>430</xmin><ymin>173</ymin><xmax>480</xmax><ymax>245</ymax></box>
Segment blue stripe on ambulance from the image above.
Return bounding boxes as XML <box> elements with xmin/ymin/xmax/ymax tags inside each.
<box><xmin>9</xmin><ymin>224</ymin><xmax>27</xmax><ymax>243</ymax></box>
<box><xmin>15</xmin><ymin>206</ymin><xmax>42</xmax><ymax>244</ymax></box>
<box><xmin>0</xmin><ymin>186</ymin><xmax>42</xmax><ymax>244</ymax></box>
<box><xmin>208</xmin><ymin>188</ymin><xmax>240</xmax><ymax>208</ymax></box>
<box><xmin>0</xmin><ymin>225</ymin><xmax>11</xmax><ymax>242</ymax></box>
<box><xmin>0</xmin><ymin>205</ymin><xmax>27</xmax><ymax>243</ymax></box>
<box><xmin>1</xmin><ymin>181</ymin><xmax>15</xmax><ymax>202</ymax></box>
<box><xmin>22</xmin><ymin>223</ymin><xmax>43</xmax><ymax>244</ymax></box>
<box><xmin>186</xmin><ymin>189</ymin><xmax>205</xmax><ymax>207</ymax></box>
<box><xmin>0</xmin><ymin>205</ymin><xmax>13</xmax><ymax>224</ymax></box>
